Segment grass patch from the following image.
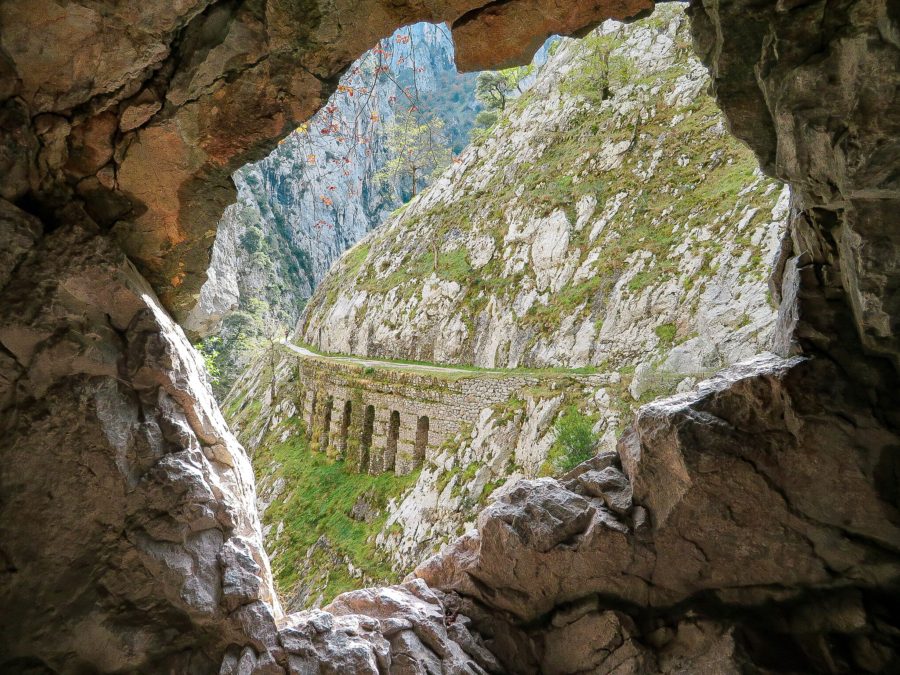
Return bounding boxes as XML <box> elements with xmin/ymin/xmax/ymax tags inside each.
<box><xmin>257</xmin><ymin>427</ymin><xmax>419</xmax><ymax>604</ymax></box>
<box><xmin>542</xmin><ymin>405</ymin><xmax>598</xmax><ymax>474</ymax></box>
<box><xmin>655</xmin><ymin>322</ymin><xmax>677</xmax><ymax>347</ymax></box>
<box><xmin>437</xmin><ymin>248</ymin><xmax>472</xmax><ymax>281</ymax></box>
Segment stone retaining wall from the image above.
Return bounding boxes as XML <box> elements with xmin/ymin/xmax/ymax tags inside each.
<box><xmin>291</xmin><ymin>355</ymin><xmax>599</xmax><ymax>475</ymax></box>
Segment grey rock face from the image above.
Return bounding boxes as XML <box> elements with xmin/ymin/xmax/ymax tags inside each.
<box><xmin>300</xmin><ymin>10</ymin><xmax>789</xmax><ymax>374</ymax></box>
<box><xmin>576</xmin><ymin>467</ymin><xmax>632</xmax><ymax>514</ymax></box>
<box><xmin>1</xmin><ymin>0</ymin><xmax>899</xmax><ymax>672</ymax></box>
<box><xmin>488</xmin><ymin>478</ymin><xmax>597</xmax><ymax>553</ymax></box>
<box><xmin>0</xmin><ymin>221</ymin><xmax>280</xmax><ymax>671</ymax></box>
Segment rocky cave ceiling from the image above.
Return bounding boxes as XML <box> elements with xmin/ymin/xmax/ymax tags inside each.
<box><xmin>0</xmin><ymin>0</ymin><xmax>898</xmax><ymax>672</ymax></box>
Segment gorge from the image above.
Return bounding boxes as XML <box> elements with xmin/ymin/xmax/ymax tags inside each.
<box><xmin>1</xmin><ymin>0</ymin><xmax>898</xmax><ymax>673</ymax></box>
<box><xmin>231</xmin><ymin>9</ymin><xmax>798</xmax><ymax>613</ymax></box>
<box><xmin>188</xmin><ymin>21</ymin><xmax>482</xmax><ymax>394</ymax></box>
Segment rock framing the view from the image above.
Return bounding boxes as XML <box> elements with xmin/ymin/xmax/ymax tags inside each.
<box><xmin>1</xmin><ymin>0</ymin><xmax>898</xmax><ymax>673</ymax></box>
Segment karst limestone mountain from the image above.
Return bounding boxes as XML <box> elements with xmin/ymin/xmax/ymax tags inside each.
<box><xmin>299</xmin><ymin>8</ymin><xmax>788</xmax><ymax>375</ymax></box>
<box><xmin>227</xmin><ymin>5</ymin><xmax>790</xmax><ymax>611</ymax></box>
<box><xmin>3</xmin><ymin>0</ymin><xmax>898</xmax><ymax>670</ymax></box>
<box><xmin>187</xmin><ymin>22</ymin><xmax>481</xmax><ymax>392</ymax></box>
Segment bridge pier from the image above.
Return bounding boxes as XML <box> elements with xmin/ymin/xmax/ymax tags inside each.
<box><xmin>358</xmin><ymin>403</ymin><xmax>375</xmax><ymax>473</ymax></box>
<box><xmin>303</xmin><ymin>388</ymin><xmax>316</xmax><ymax>440</ymax></box>
<box><xmin>395</xmin><ymin>423</ymin><xmax>416</xmax><ymax>476</ymax></box>
<box><xmin>289</xmin><ymin>354</ymin><xmax>560</xmax><ymax>478</ymax></box>
<box><xmin>369</xmin><ymin>408</ymin><xmax>389</xmax><ymax>474</ymax></box>
<box><xmin>300</xmin><ymin>386</ymin><xmax>440</xmax><ymax>476</ymax></box>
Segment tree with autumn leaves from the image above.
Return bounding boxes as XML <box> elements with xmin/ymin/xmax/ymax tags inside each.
<box><xmin>375</xmin><ymin>107</ymin><xmax>451</xmax><ymax>199</ymax></box>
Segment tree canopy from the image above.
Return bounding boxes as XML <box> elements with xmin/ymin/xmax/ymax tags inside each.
<box><xmin>375</xmin><ymin>108</ymin><xmax>451</xmax><ymax>198</ymax></box>
<box><xmin>475</xmin><ymin>66</ymin><xmax>531</xmax><ymax>112</ymax></box>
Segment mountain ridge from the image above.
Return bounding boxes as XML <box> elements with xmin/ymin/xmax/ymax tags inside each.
<box><xmin>226</xmin><ymin>5</ymin><xmax>791</xmax><ymax>611</ymax></box>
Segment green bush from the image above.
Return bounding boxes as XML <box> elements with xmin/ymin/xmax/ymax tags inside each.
<box><xmin>655</xmin><ymin>322</ymin><xmax>677</xmax><ymax>346</ymax></box>
<box><xmin>474</xmin><ymin>109</ymin><xmax>498</xmax><ymax>130</ymax></box>
<box><xmin>240</xmin><ymin>226</ymin><xmax>264</xmax><ymax>254</ymax></box>
<box><xmin>550</xmin><ymin>405</ymin><xmax>598</xmax><ymax>473</ymax></box>
<box><xmin>196</xmin><ymin>337</ymin><xmax>222</xmax><ymax>387</ymax></box>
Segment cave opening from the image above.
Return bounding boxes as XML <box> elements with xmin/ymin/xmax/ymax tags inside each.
<box><xmin>215</xmin><ymin>2</ymin><xmax>797</xmax><ymax>617</ymax></box>
<box><xmin>385</xmin><ymin>410</ymin><xmax>400</xmax><ymax>472</ymax></box>
<box><xmin>2</xmin><ymin>0</ymin><xmax>897</xmax><ymax>671</ymax></box>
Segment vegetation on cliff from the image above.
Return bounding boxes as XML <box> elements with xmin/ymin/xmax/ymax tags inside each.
<box><xmin>301</xmin><ymin>6</ymin><xmax>785</xmax><ymax>375</ymax></box>
<box><xmin>195</xmin><ymin>23</ymin><xmax>482</xmax><ymax>397</ymax></box>
<box><xmin>254</xmin><ymin>420</ymin><xmax>419</xmax><ymax>606</ymax></box>
<box><xmin>230</xmin><ymin>5</ymin><xmax>789</xmax><ymax>612</ymax></box>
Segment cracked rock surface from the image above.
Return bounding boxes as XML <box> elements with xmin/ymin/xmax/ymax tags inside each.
<box><xmin>1</xmin><ymin>0</ymin><xmax>899</xmax><ymax>672</ymax></box>
<box><xmin>0</xmin><ymin>215</ymin><xmax>280</xmax><ymax>670</ymax></box>
<box><xmin>417</xmin><ymin>354</ymin><xmax>900</xmax><ymax>670</ymax></box>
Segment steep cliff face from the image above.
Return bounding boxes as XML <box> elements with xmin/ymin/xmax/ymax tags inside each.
<box><xmin>1</xmin><ymin>0</ymin><xmax>898</xmax><ymax>671</ymax></box>
<box><xmin>186</xmin><ymin>24</ymin><xmax>483</xmax><ymax>395</ymax></box>
<box><xmin>0</xmin><ymin>211</ymin><xmax>282</xmax><ymax>671</ymax></box>
<box><xmin>185</xmin><ymin>22</ymin><xmax>480</xmax><ymax>340</ymax></box>
<box><xmin>300</xmin><ymin>8</ymin><xmax>788</xmax><ymax>375</ymax></box>
<box><xmin>238</xmin><ymin>6</ymin><xmax>793</xmax><ymax>608</ymax></box>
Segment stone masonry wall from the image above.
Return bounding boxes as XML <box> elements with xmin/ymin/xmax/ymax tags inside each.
<box><xmin>292</xmin><ymin>355</ymin><xmax>596</xmax><ymax>476</ymax></box>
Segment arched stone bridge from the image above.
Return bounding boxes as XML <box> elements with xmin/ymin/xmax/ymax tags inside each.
<box><xmin>284</xmin><ymin>343</ymin><xmax>598</xmax><ymax>476</ymax></box>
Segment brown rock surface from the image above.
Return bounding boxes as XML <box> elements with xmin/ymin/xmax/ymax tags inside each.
<box><xmin>688</xmin><ymin>0</ymin><xmax>900</xmax><ymax>371</ymax></box>
<box><xmin>0</xmin><ymin>220</ymin><xmax>282</xmax><ymax>671</ymax></box>
<box><xmin>1</xmin><ymin>0</ymin><xmax>649</xmax><ymax>325</ymax></box>
<box><xmin>451</xmin><ymin>0</ymin><xmax>653</xmax><ymax>71</ymax></box>
<box><xmin>1</xmin><ymin>0</ymin><xmax>899</xmax><ymax>672</ymax></box>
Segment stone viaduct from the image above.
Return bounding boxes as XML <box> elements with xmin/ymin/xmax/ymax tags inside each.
<box><xmin>290</xmin><ymin>353</ymin><xmax>547</xmax><ymax>476</ymax></box>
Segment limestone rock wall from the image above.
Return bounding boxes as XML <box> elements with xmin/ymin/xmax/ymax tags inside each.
<box><xmin>300</xmin><ymin>8</ymin><xmax>789</xmax><ymax>374</ymax></box>
<box><xmin>0</xmin><ymin>208</ymin><xmax>280</xmax><ymax>671</ymax></box>
<box><xmin>184</xmin><ymin>22</ymin><xmax>477</xmax><ymax>338</ymax></box>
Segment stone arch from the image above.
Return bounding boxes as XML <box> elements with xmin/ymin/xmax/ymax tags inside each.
<box><xmin>341</xmin><ymin>399</ymin><xmax>352</xmax><ymax>455</ymax></box>
<box><xmin>385</xmin><ymin>410</ymin><xmax>400</xmax><ymax>472</ymax></box>
<box><xmin>360</xmin><ymin>404</ymin><xmax>375</xmax><ymax>473</ymax></box>
<box><xmin>415</xmin><ymin>415</ymin><xmax>429</xmax><ymax>468</ymax></box>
